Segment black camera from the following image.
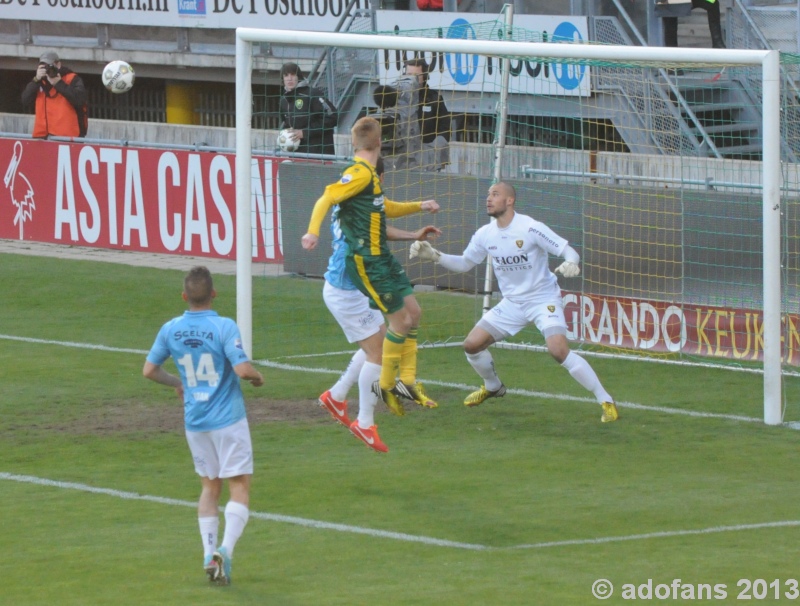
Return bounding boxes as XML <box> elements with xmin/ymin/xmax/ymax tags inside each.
<box><xmin>44</xmin><ymin>64</ymin><xmax>58</xmax><ymax>78</ymax></box>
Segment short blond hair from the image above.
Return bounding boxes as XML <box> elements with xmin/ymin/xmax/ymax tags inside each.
<box><xmin>351</xmin><ymin>117</ymin><xmax>381</xmax><ymax>153</ymax></box>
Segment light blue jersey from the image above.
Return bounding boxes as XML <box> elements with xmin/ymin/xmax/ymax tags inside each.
<box><xmin>146</xmin><ymin>310</ymin><xmax>250</xmax><ymax>432</ymax></box>
<box><xmin>323</xmin><ymin>205</ymin><xmax>356</xmax><ymax>291</ymax></box>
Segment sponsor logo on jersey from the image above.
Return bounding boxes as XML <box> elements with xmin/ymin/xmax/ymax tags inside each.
<box><xmin>516</xmin><ymin>240</ymin><xmax>524</xmax><ymax>248</ymax></box>
<box><xmin>529</xmin><ymin>227</ymin><xmax>558</xmax><ymax>247</ymax></box>
<box><xmin>341</xmin><ymin>174</ymin><xmax>353</xmax><ymax>184</ymax></box>
<box><xmin>494</xmin><ymin>253</ymin><xmax>532</xmax><ymax>272</ymax></box>
<box><xmin>174</xmin><ymin>330</ymin><xmax>215</xmax><ymax>342</ymax></box>
<box><xmin>496</xmin><ymin>254</ymin><xmax>529</xmax><ymax>265</ymax></box>
<box><xmin>488</xmin><ymin>245</ymin><xmax>497</xmax><ymax>250</ymax></box>
<box><xmin>295</xmin><ymin>99</ymin><xmax>304</xmax><ymax>109</ymax></box>
<box><xmin>184</xmin><ymin>338</ymin><xmax>204</xmax><ymax>348</ymax></box>
<box><xmin>373</xmin><ymin>195</ymin><xmax>385</xmax><ymax>207</ymax></box>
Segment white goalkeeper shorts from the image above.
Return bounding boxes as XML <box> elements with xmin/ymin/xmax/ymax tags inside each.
<box><xmin>323</xmin><ymin>280</ymin><xmax>384</xmax><ymax>343</ymax></box>
<box><xmin>482</xmin><ymin>297</ymin><xmax>567</xmax><ymax>339</ymax></box>
<box><xmin>186</xmin><ymin>417</ymin><xmax>253</xmax><ymax>480</ymax></box>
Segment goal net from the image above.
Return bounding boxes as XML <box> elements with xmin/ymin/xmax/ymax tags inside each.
<box><xmin>235</xmin><ymin>16</ymin><xmax>786</xmax><ymax>423</ymax></box>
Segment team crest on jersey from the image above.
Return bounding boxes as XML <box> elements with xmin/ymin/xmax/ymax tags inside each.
<box><xmin>516</xmin><ymin>240</ymin><xmax>524</xmax><ymax>248</ymax></box>
<box><xmin>341</xmin><ymin>174</ymin><xmax>353</xmax><ymax>184</ymax></box>
<box><xmin>295</xmin><ymin>99</ymin><xmax>304</xmax><ymax>109</ymax></box>
<box><xmin>382</xmin><ymin>293</ymin><xmax>393</xmax><ymax>304</ymax></box>
<box><xmin>547</xmin><ymin>305</ymin><xmax>556</xmax><ymax>313</ymax></box>
<box><xmin>235</xmin><ymin>338</ymin><xmax>244</xmax><ymax>350</ymax></box>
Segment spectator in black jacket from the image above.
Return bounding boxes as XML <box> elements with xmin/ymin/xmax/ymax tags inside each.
<box><xmin>279</xmin><ymin>63</ymin><xmax>338</xmax><ymax>156</ymax></box>
<box><xmin>656</xmin><ymin>0</ymin><xmax>726</xmax><ymax>49</ymax></box>
<box><xmin>404</xmin><ymin>58</ymin><xmax>451</xmax><ymax>171</ymax></box>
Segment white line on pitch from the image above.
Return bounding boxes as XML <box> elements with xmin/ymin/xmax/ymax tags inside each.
<box><xmin>0</xmin><ymin>333</ymin><xmax>783</xmax><ymax>426</ymax></box>
<box><xmin>0</xmin><ymin>472</ymin><xmax>488</xmax><ymax>551</ymax></box>
<box><xmin>509</xmin><ymin>520</ymin><xmax>800</xmax><ymax>550</ymax></box>
<box><xmin>255</xmin><ymin>358</ymin><xmax>763</xmax><ymax>424</ymax></box>
<box><xmin>3</xmin><ymin>472</ymin><xmax>799</xmax><ymax>552</ymax></box>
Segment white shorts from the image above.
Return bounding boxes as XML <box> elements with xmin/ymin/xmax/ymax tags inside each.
<box><xmin>185</xmin><ymin>417</ymin><xmax>253</xmax><ymax>480</ymax></box>
<box><xmin>323</xmin><ymin>280</ymin><xmax>384</xmax><ymax>343</ymax></box>
<box><xmin>481</xmin><ymin>297</ymin><xmax>567</xmax><ymax>339</ymax></box>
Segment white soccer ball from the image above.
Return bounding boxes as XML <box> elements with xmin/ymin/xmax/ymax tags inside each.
<box><xmin>102</xmin><ymin>60</ymin><xmax>135</xmax><ymax>94</ymax></box>
<box><xmin>278</xmin><ymin>129</ymin><xmax>300</xmax><ymax>152</ymax></box>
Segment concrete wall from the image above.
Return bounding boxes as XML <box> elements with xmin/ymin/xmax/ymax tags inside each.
<box><xmin>278</xmin><ymin>161</ymin><xmax>770</xmax><ymax>306</ymax></box>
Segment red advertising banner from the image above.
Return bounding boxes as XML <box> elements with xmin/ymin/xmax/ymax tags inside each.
<box><xmin>564</xmin><ymin>293</ymin><xmax>800</xmax><ymax>366</ymax></box>
<box><xmin>0</xmin><ymin>137</ymin><xmax>302</xmax><ymax>263</ymax></box>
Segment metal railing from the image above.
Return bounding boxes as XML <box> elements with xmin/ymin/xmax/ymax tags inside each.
<box><xmin>593</xmin><ymin>15</ymin><xmax>721</xmax><ymax>159</ymax></box>
<box><xmin>730</xmin><ymin>0</ymin><xmax>800</xmax><ymax>163</ymax></box>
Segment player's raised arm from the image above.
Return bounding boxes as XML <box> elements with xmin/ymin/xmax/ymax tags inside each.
<box><xmin>387</xmin><ymin>225</ymin><xmax>441</xmax><ymax>242</ymax></box>
<box><xmin>409</xmin><ymin>241</ymin><xmax>479</xmax><ymax>272</ymax></box>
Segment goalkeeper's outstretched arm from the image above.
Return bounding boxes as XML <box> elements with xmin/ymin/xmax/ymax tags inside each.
<box><xmin>409</xmin><ymin>241</ymin><xmax>477</xmax><ymax>273</ymax></box>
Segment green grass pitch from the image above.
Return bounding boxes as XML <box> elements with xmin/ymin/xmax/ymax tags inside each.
<box><xmin>2</xmin><ymin>252</ymin><xmax>800</xmax><ymax>605</ymax></box>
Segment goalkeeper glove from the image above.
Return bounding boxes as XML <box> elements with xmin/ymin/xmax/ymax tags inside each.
<box><xmin>554</xmin><ymin>261</ymin><xmax>580</xmax><ymax>278</ymax></box>
<box><xmin>409</xmin><ymin>241</ymin><xmax>441</xmax><ymax>262</ymax></box>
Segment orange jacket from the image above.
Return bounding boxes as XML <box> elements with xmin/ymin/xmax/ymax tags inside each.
<box><xmin>32</xmin><ymin>72</ymin><xmax>81</xmax><ymax>138</ymax></box>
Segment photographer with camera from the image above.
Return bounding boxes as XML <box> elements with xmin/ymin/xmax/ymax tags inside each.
<box><xmin>22</xmin><ymin>51</ymin><xmax>88</xmax><ymax>139</ymax></box>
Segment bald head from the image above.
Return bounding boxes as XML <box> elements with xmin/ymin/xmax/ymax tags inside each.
<box><xmin>486</xmin><ymin>182</ymin><xmax>516</xmax><ymax>220</ymax></box>
<box><xmin>495</xmin><ymin>181</ymin><xmax>516</xmax><ymax>200</ymax></box>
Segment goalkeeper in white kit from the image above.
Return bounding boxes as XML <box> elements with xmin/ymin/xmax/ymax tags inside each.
<box><xmin>410</xmin><ymin>182</ymin><xmax>619</xmax><ymax>423</ymax></box>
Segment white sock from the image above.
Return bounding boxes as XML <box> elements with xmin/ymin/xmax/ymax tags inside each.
<box><xmin>561</xmin><ymin>351</ymin><xmax>612</xmax><ymax>403</ymax></box>
<box><xmin>465</xmin><ymin>350</ymin><xmax>502</xmax><ymax>391</ymax></box>
<box><xmin>198</xmin><ymin>516</ymin><xmax>219</xmax><ymax>558</ymax></box>
<box><xmin>220</xmin><ymin>500</ymin><xmax>249</xmax><ymax>556</ymax></box>
<box><xmin>330</xmin><ymin>349</ymin><xmax>367</xmax><ymax>402</ymax></box>
<box><xmin>357</xmin><ymin>361</ymin><xmax>381</xmax><ymax>428</ymax></box>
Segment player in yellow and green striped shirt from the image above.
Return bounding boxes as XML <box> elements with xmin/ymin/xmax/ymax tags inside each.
<box><xmin>302</xmin><ymin>117</ymin><xmax>439</xmax><ymax>445</ymax></box>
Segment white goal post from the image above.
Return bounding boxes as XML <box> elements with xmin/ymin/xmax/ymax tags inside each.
<box><xmin>234</xmin><ymin>26</ymin><xmax>782</xmax><ymax>424</ymax></box>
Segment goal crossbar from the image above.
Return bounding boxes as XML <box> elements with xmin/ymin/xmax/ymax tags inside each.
<box><xmin>234</xmin><ymin>27</ymin><xmax>782</xmax><ymax>425</ymax></box>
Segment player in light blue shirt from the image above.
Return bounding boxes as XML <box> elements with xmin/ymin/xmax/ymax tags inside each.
<box><xmin>143</xmin><ymin>266</ymin><xmax>264</xmax><ymax>585</ymax></box>
<box><xmin>147</xmin><ymin>309</ymin><xmax>249</xmax><ymax>432</ymax></box>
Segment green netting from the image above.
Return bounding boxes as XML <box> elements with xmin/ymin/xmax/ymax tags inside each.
<box><xmin>250</xmin><ymin>22</ymin><xmax>799</xmax><ymax>377</ymax></box>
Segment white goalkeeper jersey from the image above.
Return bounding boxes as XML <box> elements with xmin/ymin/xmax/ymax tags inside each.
<box><xmin>462</xmin><ymin>212</ymin><xmax>569</xmax><ymax>304</ymax></box>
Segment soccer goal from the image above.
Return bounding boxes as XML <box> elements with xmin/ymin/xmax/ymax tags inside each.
<box><xmin>234</xmin><ymin>17</ymin><xmax>785</xmax><ymax>424</ymax></box>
